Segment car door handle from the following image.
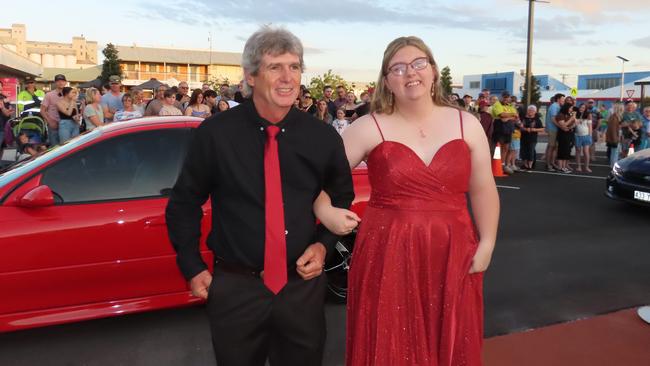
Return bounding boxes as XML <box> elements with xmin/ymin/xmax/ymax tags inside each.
<box><xmin>144</xmin><ymin>216</ymin><xmax>166</xmax><ymax>227</ymax></box>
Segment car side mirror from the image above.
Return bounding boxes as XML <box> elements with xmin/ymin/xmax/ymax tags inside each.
<box><xmin>17</xmin><ymin>185</ymin><xmax>55</xmax><ymax>208</ymax></box>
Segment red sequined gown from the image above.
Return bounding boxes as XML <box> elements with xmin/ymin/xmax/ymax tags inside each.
<box><xmin>346</xmin><ymin>112</ymin><xmax>484</xmax><ymax>366</ymax></box>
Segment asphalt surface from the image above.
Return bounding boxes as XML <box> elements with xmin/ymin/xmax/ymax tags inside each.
<box><xmin>2</xmin><ymin>151</ymin><xmax>650</xmax><ymax>366</ymax></box>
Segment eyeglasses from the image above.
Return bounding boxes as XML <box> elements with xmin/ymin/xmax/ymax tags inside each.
<box><xmin>386</xmin><ymin>57</ymin><xmax>430</xmax><ymax>76</ymax></box>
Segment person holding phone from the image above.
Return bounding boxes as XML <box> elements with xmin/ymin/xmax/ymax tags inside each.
<box><xmin>555</xmin><ymin>99</ymin><xmax>577</xmax><ymax>173</ymax></box>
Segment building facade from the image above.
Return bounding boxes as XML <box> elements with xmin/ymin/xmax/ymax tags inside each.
<box><xmin>0</xmin><ymin>24</ymin><xmax>97</xmax><ymax>69</ymax></box>
<box><xmin>456</xmin><ymin>71</ymin><xmax>570</xmax><ymax>100</ymax></box>
<box><xmin>116</xmin><ymin>45</ymin><xmax>243</xmax><ymax>89</ymax></box>
<box><xmin>577</xmin><ymin>71</ymin><xmax>650</xmax><ymax>91</ymax></box>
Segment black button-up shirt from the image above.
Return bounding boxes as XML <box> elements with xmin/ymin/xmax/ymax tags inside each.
<box><xmin>166</xmin><ymin>100</ymin><xmax>354</xmax><ymax>280</ymax></box>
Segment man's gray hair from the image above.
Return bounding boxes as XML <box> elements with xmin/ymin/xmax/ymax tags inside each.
<box><xmin>241</xmin><ymin>25</ymin><xmax>304</xmax><ymax>97</ymax></box>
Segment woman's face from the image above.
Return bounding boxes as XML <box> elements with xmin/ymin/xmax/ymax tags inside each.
<box><xmin>134</xmin><ymin>91</ymin><xmax>143</xmax><ymax>102</ymax></box>
<box><xmin>336</xmin><ymin>109</ymin><xmax>345</xmax><ymax>119</ymax></box>
<box><xmin>578</xmin><ymin>104</ymin><xmax>586</xmax><ymax>113</ymax></box>
<box><xmin>123</xmin><ymin>97</ymin><xmax>133</xmax><ymax>108</ymax></box>
<box><xmin>346</xmin><ymin>92</ymin><xmax>355</xmax><ymax>103</ymax></box>
<box><xmin>526</xmin><ymin>108</ymin><xmax>536</xmax><ymax>117</ymax></box>
<box><xmin>67</xmin><ymin>90</ymin><xmax>78</xmax><ymax>101</ymax></box>
<box><xmin>218</xmin><ymin>100</ymin><xmax>229</xmax><ymax>111</ymax></box>
<box><xmin>318</xmin><ymin>101</ymin><xmax>327</xmax><ymax>111</ymax></box>
<box><xmin>19</xmin><ymin>134</ymin><xmax>29</xmax><ymax>144</ymax></box>
<box><xmin>384</xmin><ymin>45</ymin><xmax>434</xmax><ymax>104</ymax></box>
<box><xmin>94</xmin><ymin>92</ymin><xmax>101</xmax><ymax>103</ymax></box>
<box><xmin>565</xmin><ymin>97</ymin><xmax>574</xmax><ymax>106</ymax></box>
<box><xmin>197</xmin><ymin>93</ymin><xmax>204</xmax><ymax>104</ymax></box>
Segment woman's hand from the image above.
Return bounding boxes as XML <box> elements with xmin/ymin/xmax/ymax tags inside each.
<box><xmin>318</xmin><ymin>206</ymin><xmax>361</xmax><ymax>236</ymax></box>
<box><xmin>469</xmin><ymin>243</ymin><xmax>494</xmax><ymax>274</ymax></box>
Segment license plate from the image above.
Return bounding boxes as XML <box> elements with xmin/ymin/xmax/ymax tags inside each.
<box><xmin>634</xmin><ymin>190</ymin><xmax>650</xmax><ymax>202</ymax></box>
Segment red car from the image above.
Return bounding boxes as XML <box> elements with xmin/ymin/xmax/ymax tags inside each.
<box><xmin>0</xmin><ymin>116</ymin><xmax>369</xmax><ymax>332</ymax></box>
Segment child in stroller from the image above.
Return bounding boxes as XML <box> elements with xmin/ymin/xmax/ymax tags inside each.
<box><xmin>16</xmin><ymin>132</ymin><xmax>46</xmax><ymax>161</ymax></box>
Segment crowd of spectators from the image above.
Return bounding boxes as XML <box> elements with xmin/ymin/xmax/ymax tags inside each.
<box><xmin>2</xmin><ymin>75</ymin><xmax>649</xmax><ymax>170</ymax></box>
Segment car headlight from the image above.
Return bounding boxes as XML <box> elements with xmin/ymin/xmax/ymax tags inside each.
<box><xmin>612</xmin><ymin>162</ymin><xmax>623</xmax><ymax>177</ymax></box>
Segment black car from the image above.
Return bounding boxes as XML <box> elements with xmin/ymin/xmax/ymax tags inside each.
<box><xmin>606</xmin><ymin>148</ymin><xmax>650</xmax><ymax>207</ymax></box>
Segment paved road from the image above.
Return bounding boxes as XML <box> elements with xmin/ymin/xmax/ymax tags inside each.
<box><xmin>2</xmin><ymin>152</ymin><xmax>649</xmax><ymax>366</ymax></box>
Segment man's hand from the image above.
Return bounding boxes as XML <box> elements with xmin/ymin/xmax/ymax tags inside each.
<box><xmin>296</xmin><ymin>243</ymin><xmax>327</xmax><ymax>280</ymax></box>
<box><xmin>189</xmin><ymin>270</ymin><xmax>212</xmax><ymax>299</ymax></box>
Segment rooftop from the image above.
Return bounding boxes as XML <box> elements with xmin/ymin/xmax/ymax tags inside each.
<box><xmin>115</xmin><ymin>45</ymin><xmax>241</xmax><ymax>66</ymax></box>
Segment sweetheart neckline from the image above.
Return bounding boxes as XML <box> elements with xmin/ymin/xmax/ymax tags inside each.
<box><xmin>368</xmin><ymin>139</ymin><xmax>468</xmax><ymax>168</ymax></box>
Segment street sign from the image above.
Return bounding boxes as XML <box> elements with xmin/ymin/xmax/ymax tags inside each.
<box><xmin>570</xmin><ymin>87</ymin><xmax>578</xmax><ymax>97</ymax></box>
<box><xmin>626</xmin><ymin>89</ymin><xmax>635</xmax><ymax>98</ymax></box>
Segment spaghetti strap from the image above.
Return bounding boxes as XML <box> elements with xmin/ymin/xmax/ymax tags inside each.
<box><xmin>459</xmin><ymin>109</ymin><xmax>464</xmax><ymax>140</ymax></box>
<box><xmin>370</xmin><ymin>113</ymin><xmax>385</xmax><ymax>142</ymax></box>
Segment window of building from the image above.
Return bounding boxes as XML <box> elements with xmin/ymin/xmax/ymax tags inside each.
<box><xmin>586</xmin><ymin>78</ymin><xmax>620</xmax><ymax>90</ymax></box>
<box><xmin>485</xmin><ymin>78</ymin><xmax>507</xmax><ymax>92</ymax></box>
<box><xmin>469</xmin><ymin>81</ymin><xmax>480</xmax><ymax>89</ymax></box>
<box><xmin>126</xmin><ymin>63</ymin><xmax>136</xmax><ymax>71</ymax></box>
<box><xmin>148</xmin><ymin>63</ymin><xmax>158</xmax><ymax>72</ymax></box>
<box><xmin>168</xmin><ymin>65</ymin><xmax>178</xmax><ymax>73</ymax></box>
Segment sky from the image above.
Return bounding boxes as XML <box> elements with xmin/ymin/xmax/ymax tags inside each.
<box><xmin>3</xmin><ymin>0</ymin><xmax>650</xmax><ymax>87</ymax></box>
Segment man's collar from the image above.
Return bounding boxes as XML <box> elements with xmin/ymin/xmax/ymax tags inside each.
<box><xmin>244</xmin><ymin>99</ymin><xmax>294</xmax><ymax>128</ymax></box>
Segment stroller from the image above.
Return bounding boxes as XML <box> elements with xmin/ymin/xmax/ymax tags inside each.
<box><xmin>1</xmin><ymin>108</ymin><xmax>48</xmax><ymax>165</ymax></box>
<box><xmin>12</xmin><ymin>108</ymin><xmax>47</xmax><ymax>144</ymax></box>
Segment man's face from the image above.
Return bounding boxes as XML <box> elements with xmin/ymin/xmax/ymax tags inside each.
<box><xmin>643</xmin><ymin>108</ymin><xmax>650</xmax><ymax>118</ymax></box>
<box><xmin>157</xmin><ymin>87</ymin><xmax>167</xmax><ymax>99</ymax></box>
<box><xmin>110</xmin><ymin>83</ymin><xmax>120</xmax><ymax>93</ymax></box>
<box><xmin>26</xmin><ymin>81</ymin><xmax>35</xmax><ymax>91</ymax></box>
<box><xmin>337</xmin><ymin>87</ymin><xmax>345</xmax><ymax>99</ymax></box>
<box><xmin>501</xmin><ymin>95</ymin><xmax>510</xmax><ymax>104</ymax></box>
<box><xmin>246</xmin><ymin>52</ymin><xmax>301</xmax><ymax>112</ymax></box>
<box><xmin>463</xmin><ymin>96</ymin><xmax>471</xmax><ymax>105</ymax></box>
<box><xmin>179</xmin><ymin>83</ymin><xmax>189</xmax><ymax>95</ymax></box>
<box><xmin>324</xmin><ymin>88</ymin><xmax>333</xmax><ymax>99</ymax></box>
<box><xmin>220</xmin><ymin>85</ymin><xmax>229</xmax><ymax>94</ymax></box>
<box><xmin>361</xmin><ymin>93</ymin><xmax>370</xmax><ymax>103</ymax></box>
<box><xmin>558</xmin><ymin>96</ymin><xmax>565</xmax><ymax>106</ymax></box>
<box><xmin>55</xmin><ymin>79</ymin><xmax>67</xmax><ymax>89</ymax></box>
<box><xmin>206</xmin><ymin>95</ymin><xmax>216</xmax><ymax>106</ymax></box>
<box><xmin>202</xmin><ymin>84</ymin><xmax>210</xmax><ymax>92</ymax></box>
<box><xmin>625</xmin><ymin>103</ymin><xmax>635</xmax><ymax>113</ymax></box>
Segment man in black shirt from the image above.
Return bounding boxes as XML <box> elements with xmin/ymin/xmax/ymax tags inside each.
<box><xmin>166</xmin><ymin>26</ymin><xmax>354</xmax><ymax>366</ymax></box>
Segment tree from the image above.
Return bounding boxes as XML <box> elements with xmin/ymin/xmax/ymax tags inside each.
<box><xmin>100</xmin><ymin>43</ymin><xmax>122</xmax><ymax>84</ymax></box>
<box><xmin>308</xmin><ymin>70</ymin><xmax>350</xmax><ymax>100</ymax></box>
<box><xmin>521</xmin><ymin>75</ymin><xmax>542</xmax><ymax>106</ymax></box>
<box><xmin>440</xmin><ymin>66</ymin><xmax>452</xmax><ymax>96</ymax></box>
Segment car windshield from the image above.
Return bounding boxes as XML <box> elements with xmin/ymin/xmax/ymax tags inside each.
<box><xmin>0</xmin><ymin>129</ymin><xmax>102</xmax><ymax>188</ymax></box>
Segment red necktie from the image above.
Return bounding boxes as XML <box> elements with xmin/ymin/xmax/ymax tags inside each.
<box><xmin>263</xmin><ymin>125</ymin><xmax>287</xmax><ymax>294</ymax></box>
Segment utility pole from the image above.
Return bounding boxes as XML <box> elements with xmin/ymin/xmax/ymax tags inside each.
<box><xmin>617</xmin><ymin>56</ymin><xmax>629</xmax><ymax>101</ymax></box>
<box><xmin>559</xmin><ymin>73</ymin><xmax>570</xmax><ymax>85</ymax></box>
<box><xmin>525</xmin><ymin>0</ymin><xmax>549</xmax><ymax>106</ymax></box>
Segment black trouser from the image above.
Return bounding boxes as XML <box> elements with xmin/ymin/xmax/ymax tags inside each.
<box><xmin>206</xmin><ymin>266</ymin><xmax>328</xmax><ymax>366</ymax></box>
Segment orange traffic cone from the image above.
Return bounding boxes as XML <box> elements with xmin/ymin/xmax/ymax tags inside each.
<box><xmin>628</xmin><ymin>144</ymin><xmax>635</xmax><ymax>156</ymax></box>
<box><xmin>492</xmin><ymin>143</ymin><xmax>506</xmax><ymax>177</ymax></box>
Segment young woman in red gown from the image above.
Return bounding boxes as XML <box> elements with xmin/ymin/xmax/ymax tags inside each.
<box><xmin>316</xmin><ymin>36</ymin><xmax>499</xmax><ymax>366</ymax></box>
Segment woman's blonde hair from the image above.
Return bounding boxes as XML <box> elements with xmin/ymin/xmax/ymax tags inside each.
<box><xmin>85</xmin><ymin>87</ymin><xmax>100</xmax><ymax>104</ymax></box>
<box><xmin>371</xmin><ymin>36</ymin><xmax>458</xmax><ymax>114</ymax></box>
<box><xmin>611</xmin><ymin>102</ymin><xmax>624</xmax><ymax>120</ymax></box>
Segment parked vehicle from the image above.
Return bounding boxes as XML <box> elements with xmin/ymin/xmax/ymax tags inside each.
<box><xmin>0</xmin><ymin>116</ymin><xmax>370</xmax><ymax>332</ymax></box>
<box><xmin>605</xmin><ymin>148</ymin><xmax>650</xmax><ymax>207</ymax></box>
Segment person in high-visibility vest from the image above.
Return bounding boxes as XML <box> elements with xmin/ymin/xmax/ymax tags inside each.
<box><xmin>16</xmin><ymin>76</ymin><xmax>45</xmax><ymax>114</ymax></box>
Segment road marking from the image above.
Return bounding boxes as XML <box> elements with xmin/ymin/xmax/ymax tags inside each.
<box><xmin>497</xmin><ymin>185</ymin><xmax>521</xmax><ymax>190</ymax></box>
<box><xmin>588</xmin><ymin>163</ymin><xmax>613</xmax><ymax>168</ymax></box>
<box><xmin>527</xmin><ymin>170</ymin><xmax>606</xmax><ymax>180</ymax></box>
